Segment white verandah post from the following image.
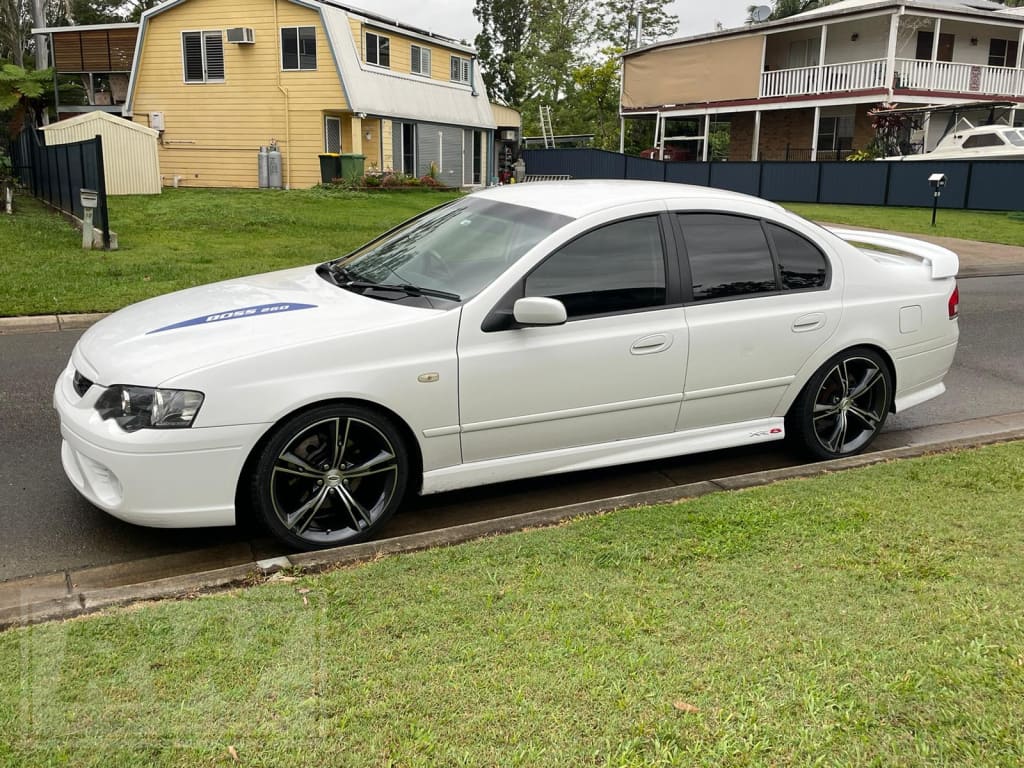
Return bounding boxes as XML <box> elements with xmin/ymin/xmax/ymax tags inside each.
<box><xmin>752</xmin><ymin>110</ymin><xmax>762</xmax><ymax>161</ymax></box>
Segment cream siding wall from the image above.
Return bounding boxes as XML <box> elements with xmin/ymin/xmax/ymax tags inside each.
<box><xmin>42</xmin><ymin>112</ymin><xmax>161</xmax><ymax>194</ymax></box>
<box><xmin>132</xmin><ymin>0</ymin><xmax>348</xmax><ymax>188</ymax></box>
<box><xmin>349</xmin><ymin>19</ymin><xmax>471</xmax><ymax>85</ymax></box>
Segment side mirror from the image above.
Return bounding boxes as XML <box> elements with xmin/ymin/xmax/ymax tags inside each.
<box><xmin>513</xmin><ymin>296</ymin><xmax>567</xmax><ymax>326</ymax></box>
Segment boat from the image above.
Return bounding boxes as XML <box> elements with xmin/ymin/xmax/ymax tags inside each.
<box><xmin>884</xmin><ymin>121</ymin><xmax>1024</xmax><ymax>160</ymax></box>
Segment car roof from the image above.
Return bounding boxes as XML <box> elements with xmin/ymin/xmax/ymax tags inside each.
<box><xmin>470</xmin><ymin>179</ymin><xmax>785</xmax><ymax>219</ymax></box>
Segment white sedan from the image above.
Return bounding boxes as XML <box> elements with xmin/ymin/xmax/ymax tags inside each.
<box><xmin>55</xmin><ymin>181</ymin><xmax>960</xmax><ymax>550</ymax></box>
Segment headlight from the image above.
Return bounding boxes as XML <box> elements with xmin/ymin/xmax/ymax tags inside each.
<box><xmin>95</xmin><ymin>386</ymin><xmax>204</xmax><ymax>432</ymax></box>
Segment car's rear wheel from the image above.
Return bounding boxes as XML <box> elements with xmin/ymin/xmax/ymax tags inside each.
<box><xmin>252</xmin><ymin>404</ymin><xmax>409</xmax><ymax>550</ymax></box>
<box><xmin>788</xmin><ymin>348</ymin><xmax>892</xmax><ymax>461</ymax></box>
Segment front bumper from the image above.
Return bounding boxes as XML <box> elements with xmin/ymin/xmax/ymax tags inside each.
<box><xmin>54</xmin><ymin>362</ymin><xmax>269</xmax><ymax>528</ymax></box>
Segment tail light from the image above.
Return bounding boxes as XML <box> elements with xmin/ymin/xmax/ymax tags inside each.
<box><xmin>948</xmin><ymin>283</ymin><xmax>959</xmax><ymax>319</ymax></box>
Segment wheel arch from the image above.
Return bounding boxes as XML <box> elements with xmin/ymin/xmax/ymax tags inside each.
<box><xmin>233</xmin><ymin>397</ymin><xmax>425</xmax><ymax>523</ymax></box>
<box><xmin>783</xmin><ymin>342</ymin><xmax>898</xmax><ymax>419</ymax></box>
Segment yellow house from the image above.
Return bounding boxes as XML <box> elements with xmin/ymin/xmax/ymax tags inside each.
<box><xmin>124</xmin><ymin>0</ymin><xmax>496</xmax><ymax>188</ymax></box>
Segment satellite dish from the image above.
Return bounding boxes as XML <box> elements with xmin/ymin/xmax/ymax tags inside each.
<box><xmin>751</xmin><ymin>5</ymin><xmax>772</xmax><ymax>22</ymax></box>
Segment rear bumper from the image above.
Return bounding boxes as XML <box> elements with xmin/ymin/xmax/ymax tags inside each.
<box><xmin>892</xmin><ymin>337</ymin><xmax>959</xmax><ymax>413</ymax></box>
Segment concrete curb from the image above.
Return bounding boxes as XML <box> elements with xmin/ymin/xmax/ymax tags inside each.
<box><xmin>0</xmin><ymin>313</ymin><xmax>108</xmax><ymax>334</ymax></box>
<box><xmin>2</xmin><ymin>425</ymin><xmax>1022</xmax><ymax>631</ymax></box>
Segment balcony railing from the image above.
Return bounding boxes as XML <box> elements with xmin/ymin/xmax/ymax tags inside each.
<box><xmin>761</xmin><ymin>57</ymin><xmax>1024</xmax><ymax>99</ymax></box>
<box><xmin>761</xmin><ymin>59</ymin><xmax>887</xmax><ymax>98</ymax></box>
<box><xmin>893</xmin><ymin>58</ymin><xmax>1024</xmax><ymax>96</ymax></box>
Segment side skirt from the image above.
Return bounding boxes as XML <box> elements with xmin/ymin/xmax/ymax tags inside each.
<box><xmin>420</xmin><ymin>418</ymin><xmax>787</xmax><ymax>495</ymax></box>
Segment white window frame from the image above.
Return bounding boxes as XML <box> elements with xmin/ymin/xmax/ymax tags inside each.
<box><xmin>324</xmin><ymin>115</ymin><xmax>341</xmax><ymax>153</ymax></box>
<box><xmin>281</xmin><ymin>26</ymin><xmax>317</xmax><ymax>71</ymax></box>
<box><xmin>450</xmin><ymin>55</ymin><xmax>470</xmax><ymax>84</ymax></box>
<box><xmin>411</xmin><ymin>44</ymin><xmax>431</xmax><ymax>76</ymax></box>
<box><xmin>365</xmin><ymin>31</ymin><xmax>390</xmax><ymax>68</ymax></box>
<box><xmin>182</xmin><ymin>30</ymin><xmax>225</xmax><ymax>84</ymax></box>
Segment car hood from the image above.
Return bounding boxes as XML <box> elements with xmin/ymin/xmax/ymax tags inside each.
<box><xmin>73</xmin><ymin>266</ymin><xmax>437</xmax><ymax>386</ymax></box>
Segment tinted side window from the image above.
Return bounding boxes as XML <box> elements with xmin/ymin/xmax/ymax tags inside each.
<box><xmin>525</xmin><ymin>217</ymin><xmax>665</xmax><ymax>318</ymax></box>
<box><xmin>678</xmin><ymin>214</ymin><xmax>776</xmax><ymax>301</ymax></box>
<box><xmin>767</xmin><ymin>224</ymin><xmax>829</xmax><ymax>290</ymax></box>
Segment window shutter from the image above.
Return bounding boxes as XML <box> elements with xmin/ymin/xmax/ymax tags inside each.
<box><xmin>204</xmin><ymin>32</ymin><xmax>224</xmax><ymax>80</ymax></box>
<box><xmin>183</xmin><ymin>32</ymin><xmax>204</xmax><ymax>81</ymax></box>
<box><xmin>412</xmin><ymin>46</ymin><xmax>430</xmax><ymax>75</ymax></box>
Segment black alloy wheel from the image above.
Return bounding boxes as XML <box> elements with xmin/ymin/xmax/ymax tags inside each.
<box><xmin>252</xmin><ymin>404</ymin><xmax>409</xmax><ymax>550</ymax></box>
<box><xmin>788</xmin><ymin>348</ymin><xmax>892</xmax><ymax>461</ymax></box>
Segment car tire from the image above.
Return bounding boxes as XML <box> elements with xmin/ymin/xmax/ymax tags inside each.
<box><xmin>251</xmin><ymin>403</ymin><xmax>409</xmax><ymax>550</ymax></box>
<box><xmin>787</xmin><ymin>347</ymin><xmax>893</xmax><ymax>461</ymax></box>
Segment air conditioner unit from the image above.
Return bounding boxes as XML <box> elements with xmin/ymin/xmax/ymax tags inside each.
<box><xmin>226</xmin><ymin>27</ymin><xmax>255</xmax><ymax>44</ymax></box>
<box><xmin>499</xmin><ymin>129</ymin><xmax>517</xmax><ymax>141</ymax></box>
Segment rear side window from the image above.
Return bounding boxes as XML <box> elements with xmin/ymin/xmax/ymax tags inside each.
<box><xmin>766</xmin><ymin>223</ymin><xmax>829</xmax><ymax>290</ymax></box>
<box><xmin>525</xmin><ymin>216</ymin><xmax>666</xmax><ymax>318</ymax></box>
<box><xmin>678</xmin><ymin>214</ymin><xmax>775</xmax><ymax>301</ymax></box>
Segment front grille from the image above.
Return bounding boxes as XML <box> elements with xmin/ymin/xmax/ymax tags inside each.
<box><xmin>73</xmin><ymin>370</ymin><xmax>94</xmax><ymax>398</ymax></box>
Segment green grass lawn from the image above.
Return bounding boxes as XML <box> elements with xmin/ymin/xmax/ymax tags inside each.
<box><xmin>2</xmin><ymin>443</ymin><xmax>1022</xmax><ymax>767</ymax></box>
<box><xmin>1</xmin><ymin>187</ymin><xmax>1022</xmax><ymax>317</ymax></box>
<box><xmin>785</xmin><ymin>202</ymin><xmax>1024</xmax><ymax>246</ymax></box>
<box><xmin>0</xmin><ymin>188</ymin><xmax>459</xmax><ymax>317</ymax></box>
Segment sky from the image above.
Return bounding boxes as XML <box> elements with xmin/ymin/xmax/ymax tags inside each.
<box><xmin>348</xmin><ymin>0</ymin><xmax>755</xmax><ymax>47</ymax></box>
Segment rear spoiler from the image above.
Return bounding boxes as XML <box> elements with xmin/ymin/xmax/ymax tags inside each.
<box><xmin>828</xmin><ymin>228</ymin><xmax>960</xmax><ymax>279</ymax></box>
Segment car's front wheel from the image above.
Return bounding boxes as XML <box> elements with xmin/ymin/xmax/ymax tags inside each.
<box><xmin>251</xmin><ymin>404</ymin><xmax>409</xmax><ymax>550</ymax></box>
<box><xmin>788</xmin><ymin>348</ymin><xmax>893</xmax><ymax>461</ymax></box>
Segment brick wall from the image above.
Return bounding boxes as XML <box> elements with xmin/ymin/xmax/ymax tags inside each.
<box><xmin>728</xmin><ymin>105</ymin><xmax>878</xmax><ymax>160</ymax></box>
<box><xmin>729</xmin><ymin>113</ymin><xmax>755</xmax><ymax>160</ymax></box>
<box><xmin>853</xmin><ymin>104</ymin><xmax>877</xmax><ymax>153</ymax></box>
<box><xmin>758</xmin><ymin>109</ymin><xmax>816</xmax><ymax>160</ymax></box>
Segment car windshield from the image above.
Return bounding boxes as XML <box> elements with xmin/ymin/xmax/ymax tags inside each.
<box><xmin>330</xmin><ymin>197</ymin><xmax>572</xmax><ymax>302</ymax></box>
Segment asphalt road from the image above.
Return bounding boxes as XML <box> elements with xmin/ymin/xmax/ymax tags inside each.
<box><xmin>1</xmin><ymin>275</ymin><xmax>1021</xmax><ymax>583</ymax></box>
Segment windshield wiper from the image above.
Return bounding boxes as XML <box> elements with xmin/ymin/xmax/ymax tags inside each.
<box><xmin>341</xmin><ymin>280</ymin><xmax>461</xmax><ymax>303</ymax></box>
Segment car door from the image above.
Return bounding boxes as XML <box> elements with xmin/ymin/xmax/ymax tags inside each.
<box><xmin>672</xmin><ymin>211</ymin><xmax>842</xmax><ymax>431</ymax></box>
<box><xmin>456</xmin><ymin>213</ymin><xmax>689</xmax><ymax>463</ymax></box>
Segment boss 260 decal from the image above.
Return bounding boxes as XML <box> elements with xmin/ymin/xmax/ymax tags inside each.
<box><xmin>147</xmin><ymin>303</ymin><xmax>317</xmax><ymax>335</ymax></box>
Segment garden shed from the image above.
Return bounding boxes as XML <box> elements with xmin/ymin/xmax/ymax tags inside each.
<box><xmin>41</xmin><ymin>111</ymin><xmax>161</xmax><ymax>195</ymax></box>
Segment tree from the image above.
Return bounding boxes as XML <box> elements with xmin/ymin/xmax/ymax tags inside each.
<box><xmin>529</xmin><ymin>0</ymin><xmax>593</xmax><ymax>105</ymax></box>
<box><xmin>1</xmin><ymin>62</ymin><xmax>52</xmax><ymax>134</ymax></box>
<box><xmin>595</xmin><ymin>0</ymin><xmax>678</xmax><ymax>51</ymax></box>
<box><xmin>545</xmin><ymin>48</ymin><xmax>621</xmax><ymax>149</ymax></box>
<box><xmin>473</xmin><ymin>0</ymin><xmax>534</xmax><ymax>106</ymax></box>
<box><xmin>0</xmin><ymin>0</ymin><xmax>32</xmax><ymax>66</ymax></box>
<box><xmin>474</xmin><ymin>0</ymin><xmax>594</xmax><ymax>109</ymax></box>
